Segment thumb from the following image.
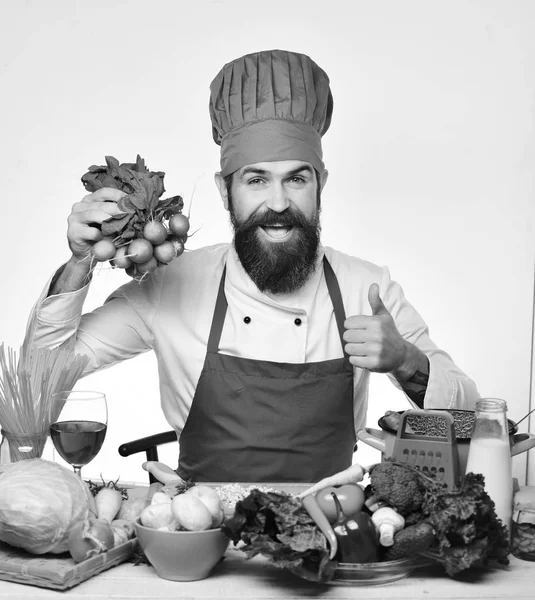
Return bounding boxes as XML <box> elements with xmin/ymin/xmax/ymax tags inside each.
<box><xmin>368</xmin><ymin>283</ymin><xmax>389</xmax><ymax>316</ymax></box>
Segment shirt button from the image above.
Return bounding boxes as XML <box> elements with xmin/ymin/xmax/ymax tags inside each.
<box><xmin>243</xmin><ymin>316</ymin><xmax>251</xmax><ymax>324</ymax></box>
<box><xmin>294</xmin><ymin>318</ymin><xmax>302</xmax><ymax>326</ymax></box>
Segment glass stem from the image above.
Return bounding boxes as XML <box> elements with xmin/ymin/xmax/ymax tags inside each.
<box><xmin>73</xmin><ymin>466</ymin><xmax>82</xmax><ymax>478</ymax></box>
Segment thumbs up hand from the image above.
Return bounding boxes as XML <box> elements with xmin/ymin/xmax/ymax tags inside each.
<box><xmin>367</xmin><ymin>282</ymin><xmax>390</xmax><ymax>317</ymax></box>
<box><xmin>343</xmin><ymin>283</ymin><xmax>409</xmax><ymax>373</ymax></box>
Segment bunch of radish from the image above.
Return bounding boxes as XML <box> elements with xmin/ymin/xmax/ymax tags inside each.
<box><xmin>91</xmin><ymin>212</ymin><xmax>190</xmax><ymax>278</ymax></box>
<box><xmin>81</xmin><ymin>155</ymin><xmax>191</xmax><ymax>280</ymax></box>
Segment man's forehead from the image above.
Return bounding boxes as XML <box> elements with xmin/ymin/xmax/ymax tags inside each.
<box><xmin>237</xmin><ymin>160</ymin><xmax>314</xmax><ymax>178</ymax></box>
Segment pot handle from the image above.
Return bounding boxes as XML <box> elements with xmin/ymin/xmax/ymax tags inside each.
<box><xmin>511</xmin><ymin>433</ymin><xmax>535</xmax><ymax>457</ymax></box>
<box><xmin>356</xmin><ymin>428</ymin><xmax>386</xmax><ymax>453</ymax></box>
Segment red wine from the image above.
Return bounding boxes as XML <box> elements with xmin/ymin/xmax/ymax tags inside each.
<box><xmin>50</xmin><ymin>420</ymin><xmax>107</xmax><ymax>467</ymax></box>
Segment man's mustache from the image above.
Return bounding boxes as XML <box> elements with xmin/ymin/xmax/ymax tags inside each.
<box><xmin>239</xmin><ymin>207</ymin><xmax>311</xmax><ymax>230</ymax></box>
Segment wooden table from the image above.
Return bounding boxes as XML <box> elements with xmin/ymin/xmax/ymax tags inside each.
<box><xmin>0</xmin><ymin>547</ymin><xmax>531</xmax><ymax>600</ymax></box>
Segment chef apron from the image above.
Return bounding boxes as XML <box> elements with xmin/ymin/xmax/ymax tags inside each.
<box><xmin>177</xmin><ymin>256</ymin><xmax>356</xmax><ymax>483</ymax></box>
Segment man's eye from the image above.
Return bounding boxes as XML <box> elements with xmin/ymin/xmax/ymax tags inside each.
<box><xmin>247</xmin><ymin>178</ymin><xmax>264</xmax><ymax>185</ymax></box>
<box><xmin>289</xmin><ymin>176</ymin><xmax>306</xmax><ymax>184</ymax></box>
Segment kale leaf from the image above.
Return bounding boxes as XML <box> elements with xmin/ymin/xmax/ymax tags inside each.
<box><xmin>421</xmin><ymin>472</ymin><xmax>510</xmax><ymax>576</ymax></box>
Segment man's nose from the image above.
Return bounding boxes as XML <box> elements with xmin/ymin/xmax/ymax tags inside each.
<box><xmin>266</xmin><ymin>183</ymin><xmax>290</xmax><ymax>213</ymax></box>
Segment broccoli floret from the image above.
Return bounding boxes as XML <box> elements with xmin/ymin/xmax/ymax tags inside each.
<box><xmin>369</xmin><ymin>461</ymin><xmax>428</xmax><ymax>516</ymax></box>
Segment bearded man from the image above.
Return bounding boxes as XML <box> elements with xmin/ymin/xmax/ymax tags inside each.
<box><xmin>25</xmin><ymin>49</ymin><xmax>479</xmax><ymax>483</ymax></box>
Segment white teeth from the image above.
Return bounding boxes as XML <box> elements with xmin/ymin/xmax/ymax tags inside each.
<box><xmin>263</xmin><ymin>226</ymin><xmax>290</xmax><ymax>239</ymax></box>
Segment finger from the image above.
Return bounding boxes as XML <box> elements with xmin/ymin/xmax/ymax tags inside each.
<box><xmin>344</xmin><ymin>315</ymin><xmax>372</xmax><ymax>330</ymax></box>
<box><xmin>343</xmin><ymin>328</ymin><xmax>375</xmax><ymax>344</ymax></box>
<box><xmin>349</xmin><ymin>356</ymin><xmax>384</xmax><ymax>373</ymax></box>
<box><xmin>348</xmin><ymin>354</ymin><xmax>367</xmax><ymax>368</ymax></box>
<box><xmin>344</xmin><ymin>342</ymin><xmax>366</xmax><ymax>357</ymax></box>
<box><xmin>74</xmin><ymin>224</ymin><xmax>103</xmax><ymax>243</ymax></box>
<box><xmin>345</xmin><ymin>340</ymin><xmax>380</xmax><ymax>357</ymax></box>
<box><xmin>70</xmin><ymin>208</ymin><xmax>120</xmax><ymax>226</ymax></box>
<box><xmin>368</xmin><ymin>283</ymin><xmax>389</xmax><ymax>316</ymax></box>
<box><xmin>72</xmin><ymin>201</ymin><xmax>123</xmax><ymax>217</ymax></box>
<box><xmin>81</xmin><ymin>187</ymin><xmax>127</xmax><ymax>203</ymax></box>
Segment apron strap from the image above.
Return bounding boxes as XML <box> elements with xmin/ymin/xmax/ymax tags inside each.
<box><xmin>207</xmin><ymin>266</ymin><xmax>228</xmax><ymax>353</ymax></box>
<box><xmin>322</xmin><ymin>256</ymin><xmax>349</xmax><ymax>357</ymax></box>
<box><xmin>208</xmin><ymin>257</ymin><xmax>348</xmax><ymax>355</ymax></box>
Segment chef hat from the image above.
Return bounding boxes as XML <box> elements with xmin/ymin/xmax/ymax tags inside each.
<box><xmin>209</xmin><ymin>49</ymin><xmax>333</xmax><ymax>177</ymax></box>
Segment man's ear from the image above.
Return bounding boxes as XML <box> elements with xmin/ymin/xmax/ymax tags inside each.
<box><xmin>319</xmin><ymin>169</ymin><xmax>329</xmax><ymax>193</ymax></box>
<box><xmin>214</xmin><ymin>172</ymin><xmax>229</xmax><ymax>211</ymax></box>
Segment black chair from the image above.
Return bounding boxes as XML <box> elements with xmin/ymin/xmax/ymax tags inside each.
<box><xmin>118</xmin><ymin>430</ymin><xmax>178</xmax><ymax>483</ymax></box>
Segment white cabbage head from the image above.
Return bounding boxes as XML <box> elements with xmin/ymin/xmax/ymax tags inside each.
<box><xmin>0</xmin><ymin>458</ymin><xmax>96</xmax><ymax>554</ymax></box>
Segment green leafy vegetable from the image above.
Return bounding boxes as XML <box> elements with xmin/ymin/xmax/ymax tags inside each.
<box><xmin>369</xmin><ymin>461</ymin><xmax>510</xmax><ymax>577</ymax></box>
<box><xmin>81</xmin><ymin>155</ymin><xmax>184</xmax><ymax>245</ymax></box>
<box><xmin>221</xmin><ymin>489</ymin><xmax>337</xmax><ymax>582</ymax></box>
<box><xmin>0</xmin><ymin>460</ymin><xmax>96</xmax><ymax>555</ymax></box>
<box><xmin>421</xmin><ymin>472</ymin><xmax>510</xmax><ymax>576</ymax></box>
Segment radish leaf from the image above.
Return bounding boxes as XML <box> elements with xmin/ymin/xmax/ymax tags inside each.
<box><xmin>101</xmin><ymin>213</ymin><xmax>132</xmax><ymax>236</ymax></box>
<box><xmin>117</xmin><ymin>196</ymin><xmax>138</xmax><ymax>214</ymax></box>
<box><xmin>81</xmin><ymin>155</ymin><xmax>183</xmax><ymax>245</ymax></box>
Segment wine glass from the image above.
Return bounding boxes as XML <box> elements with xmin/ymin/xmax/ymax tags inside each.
<box><xmin>50</xmin><ymin>391</ymin><xmax>108</xmax><ymax>478</ymax></box>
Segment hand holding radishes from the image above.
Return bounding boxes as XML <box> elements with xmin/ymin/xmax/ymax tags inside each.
<box><xmin>78</xmin><ymin>155</ymin><xmax>191</xmax><ymax>281</ymax></box>
<box><xmin>68</xmin><ymin>187</ymin><xmax>127</xmax><ymax>261</ymax></box>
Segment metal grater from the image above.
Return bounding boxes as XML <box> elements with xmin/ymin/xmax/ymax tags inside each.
<box><xmin>392</xmin><ymin>409</ymin><xmax>460</xmax><ymax>490</ymax></box>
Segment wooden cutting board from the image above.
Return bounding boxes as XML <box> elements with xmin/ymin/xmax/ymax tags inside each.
<box><xmin>0</xmin><ymin>538</ymin><xmax>137</xmax><ymax>590</ymax></box>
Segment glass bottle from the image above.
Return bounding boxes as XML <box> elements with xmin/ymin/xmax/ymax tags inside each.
<box><xmin>465</xmin><ymin>398</ymin><xmax>513</xmax><ymax>537</ymax></box>
<box><xmin>511</xmin><ymin>486</ymin><xmax>535</xmax><ymax>561</ymax></box>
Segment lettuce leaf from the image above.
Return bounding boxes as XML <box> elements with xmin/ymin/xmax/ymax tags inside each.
<box><xmin>221</xmin><ymin>489</ymin><xmax>337</xmax><ymax>582</ymax></box>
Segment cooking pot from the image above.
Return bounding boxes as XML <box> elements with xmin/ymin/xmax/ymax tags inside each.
<box><xmin>356</xmin><ymin>408</ymin><xmax>535</xmax><ymax>475</ymax></box>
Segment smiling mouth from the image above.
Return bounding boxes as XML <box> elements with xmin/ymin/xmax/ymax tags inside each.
<box><xmin>260</xmin><ymin>225</ymin><xmax>294</xmax><ymax>241</ymax></box>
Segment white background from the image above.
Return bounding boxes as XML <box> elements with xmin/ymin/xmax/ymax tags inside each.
<box><xmin>0</xmin><ymin>0</ymin><xmax>534</xmax><ymax>485</ymax></box>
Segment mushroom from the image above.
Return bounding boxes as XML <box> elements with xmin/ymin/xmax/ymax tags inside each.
<box><xmin>371</xmin><ymin>506</ymin><xmax>405</xmax><ymax>546</ymax></box>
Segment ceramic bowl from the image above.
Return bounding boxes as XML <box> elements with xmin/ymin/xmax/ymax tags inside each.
<box><xmin>134</xmin><ymin>517</ymin><xmax>229</xmax><ymax>581</ymax></box>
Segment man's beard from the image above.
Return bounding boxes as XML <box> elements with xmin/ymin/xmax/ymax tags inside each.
<box><xmin>228</xmin><ymin>193</ymin><xmax>322</xmax><ymax>295</ymax></box>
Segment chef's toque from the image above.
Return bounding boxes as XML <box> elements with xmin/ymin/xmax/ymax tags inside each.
<box><xmin>209</xmin><ymin>49</ymin><xmax>334</xmax><ymax>177</ymax></box>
